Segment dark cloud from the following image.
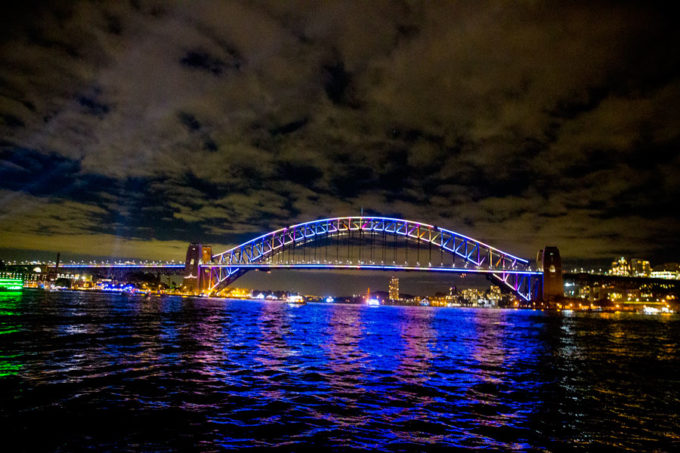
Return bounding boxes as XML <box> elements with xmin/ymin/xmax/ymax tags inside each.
<box><xmin>202</xmin><ymin>138</ymin><xmax>218</xmax><ymax>152</ymax></box>
<box><xmin>322</xmin><ymin>59</ymin><xmax>354</xmax><ymax>106</ymax></box>
<box><xmin>0</xmin><ymin>0</ymin><xmax>679</xmax><ymax>272</ymax></box>
<box><xmin>0</xmin><ymin>113</ymin><xmax>24</xmax><ymax>128</ymax></box>
<box><xmin>77</xmin><ymin>95</ymin><xmax>110</xmax><ymax>117</ymax></box>
<box><xmin>269</xmin><ymin>117</ymin><xmax>308</xmax><ymax>136</ymax></box>
<box><xmin>180</xmin><ymin>50</ymin><xmax>229</xmax><ymax>75</ymax></box>
<box><xmin>103</xmin><ymin>13</ymin><xmax>123</xmax><ymax>36</ymax></box>
<box><xmin>0</xmin><ymin>147</ymin><xmax>83</xmax><ymax>196</ymax></box>
<box><xmin>178</xmin><ymin>112</ymin><xmax>201</xmax><ymax>131</ymax></box>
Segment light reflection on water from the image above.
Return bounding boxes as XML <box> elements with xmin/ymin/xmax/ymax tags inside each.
<box><xmin>0</xmin><ymin>291</ymin><xmax>679</xmax><ymax>450</ymax></box>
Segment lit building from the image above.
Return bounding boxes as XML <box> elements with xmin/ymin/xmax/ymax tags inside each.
<box><xmin>610</xmin><ymin>257</ymin><xmax>630</xmax><ymax>276</ymax></box>
<box><xmin>222</xmin><ymin>287</ymin><xmax>252</xmax><ymax>298</ymax></box>
<box><xmin>461</xmin><ymin>288</ymin><xmax>484</xmax><ymax>305</ymax></box>
<box><xmin>651</xmin><ymin>270</ymin><xmax>680</xmax><ymax>280</ymax></box>
<box><xmin>651</xmin><ymin>263</ymin><xmax>680</xmax><ymax>279</ymax></box>
<box><xmin>630</xmin><ymin>259</ymin><xmax>652</xmax><ymax>277</ymax></box>
<box><xmin>487</xmin><ymin>285</ymin><xmax>502</xmax><ymax>305</ymax></box>
<box><xmin>446</xmin><ymin>286</ymin><xmax>457</xmax><ymax>303</ymax></box>
<box><xmin>610</xmin><ymin>257</ymin><xmax>653</xmax><ymax>277</ymax></box>
<box><xmin>389</xmin><ymin>276</ymin><xmax>399</xmax><ymax>300</ymax></box>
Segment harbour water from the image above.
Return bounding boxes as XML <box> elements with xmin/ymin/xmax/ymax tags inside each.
<box><xmin>1</xmin><ymin>290</ymin><xmax>679</xmax><ymax>450</ymax></box>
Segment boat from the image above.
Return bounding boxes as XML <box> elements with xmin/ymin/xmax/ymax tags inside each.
<box><xmin>364</xmin><ymin>287</ymin><xmax>381</xmax><ymax>306</ymax></box>
<box><xmin>287</xmin><ymin>295</ymin><xmax>306</xmax><ymax>306</ymax></box>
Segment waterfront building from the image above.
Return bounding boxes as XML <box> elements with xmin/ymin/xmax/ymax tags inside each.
<box><xmin>488</xmin><ymin>285</ymin><xmax>502</xmax><ymax>305</ymax></box>
<box><xmin>222</xmin><ymin>287</ymin><xmax>252</xmax><ymax>298</ymax></box>
<box><xmin>461</xmin><ymin>288</ymin><xmax>484</xmax><ymax>305</ymax></box>
<box><xmin>630</xmin><ymin>259</ymin><xmax>652</xmax><ymax>277</ymax></box>
<box><xmin>610</xmin><ymin>257</ymin><xmax>653</xmax><ymax>277</ymax></box>
<box><xmin>650</xmin><ymin>270</ymin><xmax>680</xmax><ymax>280</ymax></box>
<box><xmin>388</xmin><ymin>276</ymin><xmax>399</xmax><ymax>300</ymax></box>
<box><xmin>610</xmin><ymin>257</ymin><xmax>630</xmax><ymax>276</ymax></box>
<box><xmin>651</xmin><ymin>263</ymin><xmax>680</xmax><ymax>279</ymax></box>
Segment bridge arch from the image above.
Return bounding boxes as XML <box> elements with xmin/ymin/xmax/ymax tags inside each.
<box><xmin>205</xmin><ymin>216</ymin><xmax>541</xmax><ymax>300</ymax></box>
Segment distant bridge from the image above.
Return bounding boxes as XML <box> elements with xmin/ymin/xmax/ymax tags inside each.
<box><xmin>4</xmin><ymin>216</ymin><xmax>557</xmax><ymax>301</ymax></box>
<box><xmin>59</xmin><ymin>264</ymin><xmax>185</xmax><ymax>271</ymax></box>
<box><xmin>192</xmin><ymin>217</ymin><xmax>543</xmax><ymax>301</ymax></box>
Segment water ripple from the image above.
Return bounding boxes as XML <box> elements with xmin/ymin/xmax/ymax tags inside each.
<box><xmin>1</xmin><ymin>291</ymin><xmax>679</xmax><ymax>450</ymax></box>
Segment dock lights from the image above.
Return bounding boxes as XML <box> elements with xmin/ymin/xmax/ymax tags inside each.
<box><xmin>0</xmin><ymin>278</ymin><xmax>23</xmax><ymax>291</ymax></box>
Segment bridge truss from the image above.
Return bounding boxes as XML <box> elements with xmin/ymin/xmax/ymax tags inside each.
<box><xmin>207</xmin><ymin>217</ymin><xmax>541</xmax><ymax>300</ymax></box>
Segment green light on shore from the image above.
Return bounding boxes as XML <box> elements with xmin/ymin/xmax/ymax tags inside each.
<box><xmin>0</xmin><ymin>278</ymin><xmax>23</xmax><ymax>291</ymax></box>
<box><xmin>0</xmin><ymin>361</ymin><xmax>22</xmax><ymax>377</ymax></box>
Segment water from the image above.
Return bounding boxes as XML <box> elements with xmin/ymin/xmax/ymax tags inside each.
<box><xmin>1</xmin><ymin>290</ymin><xmax>679</xmax><ymax>451</ymax></box>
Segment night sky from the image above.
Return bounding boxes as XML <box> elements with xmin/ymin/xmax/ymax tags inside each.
<box><xmin>1</xmin><ymin>1</ymin><xmax>679</xmax><ymax>289</ymax></box>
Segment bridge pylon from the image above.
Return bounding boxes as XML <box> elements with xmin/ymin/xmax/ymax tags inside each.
<box><xmin>537</xmin><ymin>246</ymin><xmax>563</xmax><ymax>301</ymax></box>
<box><xmin>183</xmin><ymin>243</ymin><xmax>213</xmax><ymax>294</ymax></box>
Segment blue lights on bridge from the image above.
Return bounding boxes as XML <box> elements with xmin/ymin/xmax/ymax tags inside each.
<box><xmin>30</xmin><ymin>216</ymin><xmax>543</xmax><ymax>301</ymax></box>
<box><xmin>206</xmin><ymin>216</ymin><xmax>541</xmax><ymax>301</ymax></box>
<box><xmin>214</xmin><ymin>263</ymin><xmax>542</xmax><ymax>275</ymax></box>
<box><xmin>59</xmin><ymin>264</ymin><xmax>185</xmax><ymax>269</ymax></box>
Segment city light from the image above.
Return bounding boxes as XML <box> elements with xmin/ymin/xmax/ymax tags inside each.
<box><xmin>0</xmin><ymin>278</ymin><xmax>23</xmax><ymax>291</ymax></box>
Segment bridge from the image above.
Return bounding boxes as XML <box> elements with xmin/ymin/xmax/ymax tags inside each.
<box><xmin>186</xmin><ymin>216</ymin><xmax>545</xmax><ymax>301</ymax></box>
<box><xmin>3</xmin><ymin>216</ymin><xmax>561</xmax><ymax>301</ymax></box>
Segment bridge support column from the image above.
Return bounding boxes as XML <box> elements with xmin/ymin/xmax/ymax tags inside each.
<box><xmin>183</xmin><ymin>243</ymin><xmax>213</xmax><ymax>294</ymax></box>
<box><xmin>46</xmin><ymin>252</ymin><xmax>60</xmax><ymax>283</ymax></box>
<box><xmin>530</xmin><ymin>275</ymin><xmax>543</xmax><ymax>302</ymax></box>
<box><xmin>537</xmin><ymin>246</ymin><xmax>563</xmax><ymax>301</ymax></box>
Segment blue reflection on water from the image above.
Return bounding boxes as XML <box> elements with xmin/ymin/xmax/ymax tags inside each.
<box><xmin>1</xmin><ymin>292</ymin><xmax>679</xmax><ymax>450</ymax></box>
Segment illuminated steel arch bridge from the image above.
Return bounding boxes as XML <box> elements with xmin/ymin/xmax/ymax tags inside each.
<box><xmin>191</xmin><ymin>216</ymin><xmax>542</xmax><ymax>301</ymax></box>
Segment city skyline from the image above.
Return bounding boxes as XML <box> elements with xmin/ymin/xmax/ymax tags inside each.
<box><xmin>2</xmin><ymin>1</ymin><xmax>680</xmax><ymax>272</ymax></box>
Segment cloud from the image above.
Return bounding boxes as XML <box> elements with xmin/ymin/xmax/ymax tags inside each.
<box><xmin>0</xmin><ymin>0</ymin><xmax>679</xmax><ymax>266</ymax></box>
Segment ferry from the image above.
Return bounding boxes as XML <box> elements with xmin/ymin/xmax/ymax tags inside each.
<box><xmin>640</xmin><ymin>306</ymin><xmax>673</xmax><ymax>315</ymax></box>
<box><xmin>364</xmin><ymin>287</ymin><xmax>381</xmax><ymax>306</ymax></box>
<box><xmin>366</xmin><ymin>298</ymin><xmax>380</xmax><ymax>306</ymax></box>
<box><xmin>287</xmin><ymin>295</ymin><xmax>306</xmax><ymax>307</ymax></box>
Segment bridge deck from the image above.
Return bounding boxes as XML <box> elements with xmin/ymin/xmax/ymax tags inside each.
<box><xmin>204</xmin><ymin>263</ymin><xmax>542</xmax><ymax>275</ymax></box>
